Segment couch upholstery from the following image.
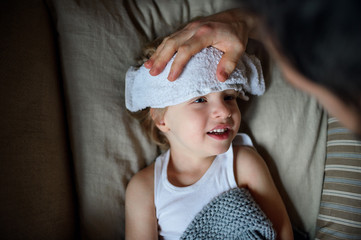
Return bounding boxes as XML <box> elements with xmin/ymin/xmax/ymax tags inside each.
<box><xmin>0</xmin><ymin>0</ymin><xmax>78</xmax><ymax>239</ymax></box>
<box><xmin>2</xmin><ymin>1</ymin><xmax>359</xmax><ymax>240</ymax></box>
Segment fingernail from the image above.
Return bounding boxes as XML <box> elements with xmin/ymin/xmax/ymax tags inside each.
<box><xmin>220</xmin><ymin>71</ymin><xmax>229</xmax><ymax>82</ymax></box>
<box><xmin>167</xmin><ymin>71</ymin><xmax>176</xmax><ymax>81</ymax></box>
<box><xmin>144</xmin><ymin>59</ymin><xmax>153</xmax><ymax>68</ymax></box>
<box><xmin>149</xmin><ymin>68</ymin><xmax>157</xmax><ymax>76</ymax></box>
<box><xmin>149</xmin><ymin>67</ymin><xmax>157</xmax><ymax>76</ymax></box>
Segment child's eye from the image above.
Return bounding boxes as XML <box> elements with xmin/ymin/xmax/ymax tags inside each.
<box><xmin>194</xmin><ymin>97</ymin><xmax>207</xmax><ymax>103</ymax></box>
<box><xmin>224</xmin><ymin>94</ymin><xmax>237</xmax><ymax>101</ymax></box>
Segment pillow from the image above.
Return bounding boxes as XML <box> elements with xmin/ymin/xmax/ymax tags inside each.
<box><xmin>239</xmin><ymin>57</ymin><xmax>327</xmax><ymax>239</ymax></box>
<box><xmin>316</xmin><ymin>117</ymin><xmax>361</xmax><ymax>239</ymax></box>
<box><xmin>47</xmin><ymin>0</ymin><xmax>327</xmax><ymax>239</ymax></box>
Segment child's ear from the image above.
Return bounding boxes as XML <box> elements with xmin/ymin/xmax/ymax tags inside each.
<box><xmin>150</xmin><ymin>108</ymin><xmax>169</xmax><ymax>133</ymax></box>
<box><xmin>155</xmin><ymin>120</ymin><xmax>169</xmax><ymax>133</ymax></box>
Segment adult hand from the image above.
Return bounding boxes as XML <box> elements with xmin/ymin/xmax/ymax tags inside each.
<box><xmin>144</xmin><ymin>8</ymin><xmax>258</xmax><ymax>82</ymax></box>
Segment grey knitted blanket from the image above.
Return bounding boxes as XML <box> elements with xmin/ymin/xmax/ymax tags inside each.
<box><xmin>180</xmin><ymin>188</ymin><xmax>276</xmax><ymax>240</ymax></box>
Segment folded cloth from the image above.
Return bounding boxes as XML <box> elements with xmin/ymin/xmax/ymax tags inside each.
<box><xmin>125</xmin><ymin>47</ymin><xmax>265</xmax><ymax>112</ymax></box>
<box><xmin>180</xmin><ymin>188</ymin><xmax>276</xmax><ymax>240</ymax></box>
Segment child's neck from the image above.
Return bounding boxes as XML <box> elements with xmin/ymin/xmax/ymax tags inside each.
<box><xmin>167</xmin><ymin>148</ymin><xmax>216</xmax><ymax>187</ymax></box>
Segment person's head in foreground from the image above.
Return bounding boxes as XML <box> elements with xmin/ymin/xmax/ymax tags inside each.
<box><xmin>247</xmin><ymin>0</ymin><xmax>361</xmax><ymax>135</ymax></box>
<box><xmin>125</xmin><ymin>46</ymin><xmax>265</xmax><ymax>153</ymax></box>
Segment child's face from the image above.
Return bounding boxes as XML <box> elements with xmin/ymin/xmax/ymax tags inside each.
<box><xmin>160</xmin><ymin>90</ymin><xmax>241</xmax><ymax>158</ymax></box>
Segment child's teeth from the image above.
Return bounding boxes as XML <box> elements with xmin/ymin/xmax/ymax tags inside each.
<box><xmin>210</xmin><ymin>128</ymin><xmax>227</xmax><ymax>133</ymax></box>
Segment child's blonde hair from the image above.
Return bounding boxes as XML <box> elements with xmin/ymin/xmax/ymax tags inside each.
<box><xmin>130</xmin><ymin>37</ymin><xmax>170</xmax><ymax>149</ymax></box>
<box><xmin>131</xmin><ymin>107</ymin><xmax>169</xmax><ymax>149</ymax></box>
<box><xmin>129</xmin><ymin>18</ymin><xmax>208</xmax><ymax>149</ymax></box>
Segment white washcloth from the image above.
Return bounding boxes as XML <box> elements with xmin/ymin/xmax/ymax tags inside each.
<box><xmin>125</xmin><ymin>47</ymin><xmax>265</xmax><ymax>112</ymax></box>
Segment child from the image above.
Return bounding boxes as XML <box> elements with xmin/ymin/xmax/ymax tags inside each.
<box><xmin>125</xmin><ymin>46</ymin><xmax>293</xmax><ymax>239</ymax></box>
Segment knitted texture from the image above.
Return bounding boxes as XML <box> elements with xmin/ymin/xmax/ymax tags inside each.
<box><xmin>180</xmin><ymin>188</ymin><xmax>276</xmax><ymax>240</ymax></box>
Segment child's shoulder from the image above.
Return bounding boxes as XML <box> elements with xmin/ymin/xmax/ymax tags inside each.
<box><xmin>232</xmin><ymin>145</ymin><xmax>270</xmax><ymax>187</ymax></box>
<box><xmin>232</xmin><ymin>145</ymin><xmax>264</xmax><ymax>169</ymax></box>
<box><xmin>126</xmin><ymin>163</ymin><xmax>155</xmax><ymax>198</ymax></box>
<box><xmin>231</xmin><ymin>133</ymin><xmax>257</xmax><ymax>164</ymax></box>
<box><xmin>233</xmin><ymin>144</ymin><xmax>260</xmax><ymax>163</ymax></box>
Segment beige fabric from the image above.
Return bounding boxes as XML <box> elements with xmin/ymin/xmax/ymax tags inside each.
<box><xmin>240</xmin><ymin>52</ymin><xmax>327</xmax><ymax>238</ymax></box>
<box><xmin>48</xmin><ymin>0</ymin><xmax>327</xmax><ymax>239</ymax></box>
<box><xmin>0</xmin><ymin>0</ymin><xmax>77</xmax><ymax>239</ymax></box>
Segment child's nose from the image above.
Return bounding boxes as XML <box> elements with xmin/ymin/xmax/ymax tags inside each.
<box><xmin>212</xmin><ymin>101</ymin><xmax>231</xmax><ymax>119</ymax></box>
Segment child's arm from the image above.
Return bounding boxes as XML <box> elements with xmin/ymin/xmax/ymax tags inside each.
<box><xmin>125</xmin><ymin>163</ymin><xmax>158</xmax><ymax>240</ymax></box>
<box><xmin>234</xmin><ymin>146</ymin><xmax>293</xmax><ymax>240</ymax></box>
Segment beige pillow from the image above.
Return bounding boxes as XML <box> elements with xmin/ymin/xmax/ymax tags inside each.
<box><xmin>48</xmin><ymin>0</ymin><xmax>327</xmax><ymax>238</ymax></box>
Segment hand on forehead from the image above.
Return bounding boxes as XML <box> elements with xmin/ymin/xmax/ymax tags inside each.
<box><xmin>125</xmin><ymin>47</ymin><xmax>265</xmax><ymax>112</ymax></box>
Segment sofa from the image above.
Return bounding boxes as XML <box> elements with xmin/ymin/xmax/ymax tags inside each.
<box><xmin>1</xmin><ymin>0</ymin><xmax>360</xmax><ymax>239</ymax></box>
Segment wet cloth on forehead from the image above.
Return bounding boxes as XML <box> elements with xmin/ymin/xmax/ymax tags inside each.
<box><xmin>125</xmin><ymin>47</ymin><xmax>265</xmax><ymax>112</ymax></box>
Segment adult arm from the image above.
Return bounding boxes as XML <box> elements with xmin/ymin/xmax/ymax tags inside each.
<box><xmin>144</xmin><ymin>8</ymin><xmax>260</xmax><ymax>82</ymax></box>
<box><xmin>125</xmin><ymin>164</ymin><xmax>158</xmax><ymax>240</ymax></box>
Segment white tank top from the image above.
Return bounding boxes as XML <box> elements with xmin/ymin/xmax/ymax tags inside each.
<box><xmin>154</xmin><ymin>133</ymin><xmax>253</xmax><ymax>240</ymax></box>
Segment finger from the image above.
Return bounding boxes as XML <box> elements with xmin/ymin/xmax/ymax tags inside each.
<box><xmin>167</xmin><ymin>38</ymin><xmax>211</xmax><ymax>81</ymax></box>
<box><xmin>167</xmin><ymin>24</ymin><xmax>220</xmax><ymax>81</ymax></box>
<box><xmin>146</xmin><ymin>24</ymin><xmax>200</xmax><ymax>74</ymax></box>
<box><xmin>147</xmin><ymin>39</ymin><xmax>176</xmax><ymax>75</ymax></box>
<box><xmin>143</xmin><ymin>57</ymin><xmax>154</xmax><ymax>69</ymax></box>
<box><xmin>148</xmin><ymin>38</ymin><xmax>184</xmax><ymax>76</ymax></box>
<box><xmin>216</xmin><ymin>47</ymin><xmax>244</xmax><ymax>82</ymax></box>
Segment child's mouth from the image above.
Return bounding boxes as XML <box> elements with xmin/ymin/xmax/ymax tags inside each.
<box><xmin>207</xmin><ymin>128</ymin><xmax>230</xmax><ymax>140</ymax></box>
<box><xmin>207</xmin><ymin>128</ymin><xmax>229</xmax><ymax>135</ymax></box>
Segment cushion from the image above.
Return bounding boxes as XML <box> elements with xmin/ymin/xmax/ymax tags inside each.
<box><xmin>47</xmin><ymin>0</ymin><xmax>327</xmax><ymax>239</ymax></box>
<box><xmin>239</xmin><ymin>56</ymin><xmax>327</xmax><ymax>239</ymax></box>
<box><xmin>0</xmin><ymin>0</ymin><xmax>77</xmax><ymax>238</ymax></box>
<box><xmin>316</xmin><ymin>117</ymin><xmax>361</xmax><ymax>239</ymax></box>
